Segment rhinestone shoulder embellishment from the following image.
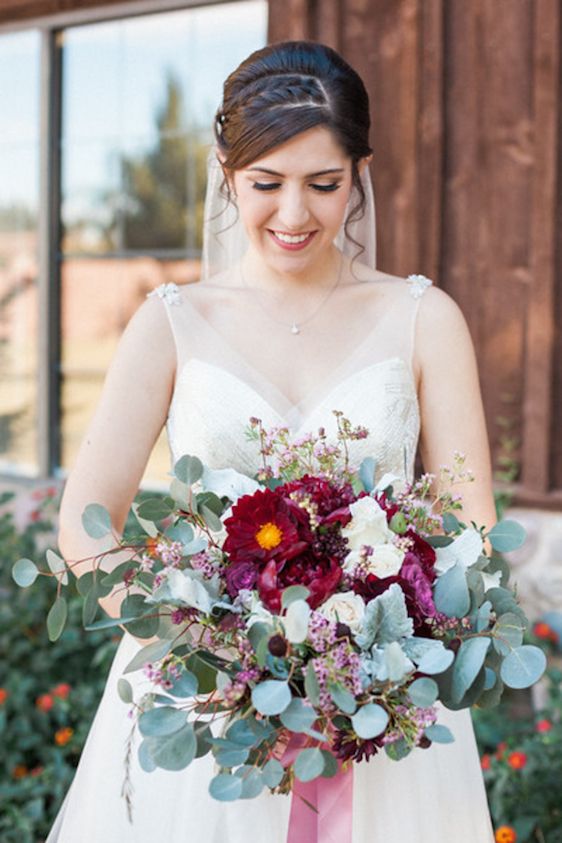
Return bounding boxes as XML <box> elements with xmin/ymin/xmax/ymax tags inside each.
<box><xmin>406</xmin><ymin>274</ymin><xmax>433</xmax><ymax>300</ymax></box>
<box><xmin>147</xmin><ymin>282</ymin><xmax>182</xmax><ymax>305</ymax></box>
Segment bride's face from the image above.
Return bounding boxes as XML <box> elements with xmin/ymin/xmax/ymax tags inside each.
<box><xmin>229</xmin><ymin>126</ymin><xmax>371</xmax><ymax>275</ymax></box>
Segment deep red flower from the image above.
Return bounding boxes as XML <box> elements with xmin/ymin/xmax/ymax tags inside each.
<box><xmin>351</xmin><ymin>564</ymin><xmax>436</xmax><ymax>634</ymax></box>
<box><xmin>257</xmin><ymin>552</ymin><xmax>342</xmax><ymax>612</ymax></box>
<box><xmin>405</xmin><ymin>530</ymin><xmax>437</xmax><ymax>579</ymax></box>
<box><xmin>282</xmin><ymin>475</ymin><xmax>356</xmax><ymax>523</ymax></box>
<box><xmin>332</xmin><ymin>725</ymin><xmax>385</xmax><ymax>763</ymax></box>
<box><xmin>223</xmin><ymin>487</ymin><xmax>313</xmax><ymax>566</ymax></box>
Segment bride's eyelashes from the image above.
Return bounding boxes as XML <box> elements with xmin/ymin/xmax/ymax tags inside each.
<box><xmin>251</xmin><ymin>182</ymin><xmax>342</xmax><ymax>192</ymax></box>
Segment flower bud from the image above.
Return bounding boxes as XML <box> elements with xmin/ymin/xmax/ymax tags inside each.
<box><xmin>268</xmin><ymin>634</ymin><xmax>288</xmax><ymax>657</ymax></box>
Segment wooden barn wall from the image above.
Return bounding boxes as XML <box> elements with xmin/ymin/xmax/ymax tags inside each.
<box><xmin>1</xmin><ymin>0</ymin><xmax>561</xmax><ymax>506</ymax></box>
<box><xmin>270</xmin><ymin>0</ymin><xmax>562</xmax><ymax>507</ymax></box>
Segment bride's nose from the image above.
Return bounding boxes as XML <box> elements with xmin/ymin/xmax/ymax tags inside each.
<box><xmin>276</xmin><ymin>185</ymin><xmax>311</xmax><ymax>230</ymax></box>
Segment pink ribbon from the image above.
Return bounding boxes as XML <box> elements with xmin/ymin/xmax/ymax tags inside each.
<box><xmin>281</xmin><ymin>729</ymin><xmax>354</xmax><ymax>843</ymax></box>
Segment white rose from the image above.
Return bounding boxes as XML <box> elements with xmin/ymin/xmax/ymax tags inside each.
<box><xmin>318</xmin><ymin>591</ymin><xmax>366</xmax><ymax>632</ymax></box>
<box><xmin>364</xmin><ymin>544</ymin><xmax>405</xmax><ymax>578</ymax></box>
<box><xmin>341</xmin><ymin>496</ymin><xmax>393</xmax><ymax>551</ymax></box>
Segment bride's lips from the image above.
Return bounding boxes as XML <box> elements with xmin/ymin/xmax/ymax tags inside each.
<box><xmin>268</xmin><ymin>230</ymin><xmax>317</xmax><ymax>251</ymax></box>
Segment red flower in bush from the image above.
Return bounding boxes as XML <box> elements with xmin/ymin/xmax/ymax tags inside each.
<box><xmin>257</xmin><ymin>552</ymin><xmax>342</xmax><ymax>612</ymax></box>
<box><xmin>533</xmin><ymin>621</ymin><xmax>558</xmax><ymax>643</ymax></box>
<box><xmin>507</xmin><ymin>750</ymin><xmax>527</xmax><ymax>769</ymax></box>
<box><xmin>0</xmin><ymin>688</ymin><xmax>8</xmax><ymax>705</ymax></box>
<box><xmin>51</xmin><ymin>682</ymin><xmax>71</xmax><ymax>699</ymax></box>
<box><xmin>536</xmin><ymin>718</ymin><xmax>552</xmax><ymax>733</ymax></box>
<box><xmin>480</xmin><ymin>753</ymin><xmax>491</xmax><ymax>770</ymax></box>
<box><xmin>36</xmin><ymin>693</ymin><xmax>54</xmax><ymax>712</ymax></box>
<box><xmin>223</xmin><ymin>488</ymin><xmax>313</xmax><ymax>567</ymax></box>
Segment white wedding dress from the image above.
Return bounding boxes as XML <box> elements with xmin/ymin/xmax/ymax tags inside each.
<box><xmin>47</xmin><ymin>273</ymin><xmax>494</xmax><ymax>842</ymax></box>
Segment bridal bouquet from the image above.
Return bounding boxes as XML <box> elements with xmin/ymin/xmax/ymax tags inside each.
<box><xmin>13</xmin><ymin>412</ymin><xmax>546</xmax><ymax>805</ymax></box>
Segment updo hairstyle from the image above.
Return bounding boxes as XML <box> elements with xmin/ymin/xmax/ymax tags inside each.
<box><xmin>213</xmin><ymin>40</ymin><xmax>373</xmax><ymax>262</ymax></box>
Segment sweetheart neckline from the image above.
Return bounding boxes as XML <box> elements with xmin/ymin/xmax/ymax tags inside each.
<box><xmin>170</xmin><ymin>356</ymin><xmax>418</xmax><ymax>434</ymax></box>
<box><xmin>178</xmin><ymin>293</ymin><xmax>417</xmax><ymax>417</ymax></box>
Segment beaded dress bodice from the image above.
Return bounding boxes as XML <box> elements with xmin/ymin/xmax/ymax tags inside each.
<box><xmin>151</xmin><ymin>274</ymin><xmax>432</xmax><ymax>486</ymax></box>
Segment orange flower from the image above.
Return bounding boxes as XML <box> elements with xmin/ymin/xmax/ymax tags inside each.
<box><xmin>533</xmin><ymin>621</ymin><xmax>558</xmax><ymax>643</ymax></box>
<box><xmin>507</xmin><ymin>751</ymin><xmax>527</xmax><ymax>769</ymax></box>
<box><xmin>36</xmin><ymin>693</ymin><xmax>54</xmax><ymax>712</ymax></box>
<box><xmin>480</xmin><ymin>753</ymin><xmax>491</xmax><ymax>770</ymax></box>
<box><xmin>12</xmin><ymin>765</ymin><xmax>28</xmax><ymax>779</ymax></box>
<box><xmin>495</xmin><ymin>741</ymin><xmax>507</xmax><ymax>760</ymax></box>
<box><xmin>0</xmin><ymin>688</ymin><xmax>8</xmax><ymax>705</ymax></box>
<box><xmin>495</xmin><ymin>826</ymin><xmax>517</xmax><ymax>843</ymax></box>
<box><xmin>536</xmin><ymin>719</ymin><xmax>552</xmax><ymax>733</ymax></box>
<box><xmin>54</xmin><ymin>726</ymin><xmax>74</xmax><ymax>746</ymax></box>
<box><xmin>51</xmin><ymin>682</ymin><xmax>71</xmax><ymax>699</ymax></box>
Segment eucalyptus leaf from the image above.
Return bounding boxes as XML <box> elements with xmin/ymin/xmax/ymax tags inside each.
<box><xmin>12</xmin><ymin>558</ymin><xmax>39</xmax><ymax>588</ymax></box>
<box><xmin>136</xmin><ymin>497</ymin><xmax>175</xmax><ymax>523</ymax></box>
<box><xmin>117</xmin><ymin>677</ymin><xmax>133</xmax><ymax>704</ymax></box>
<box><xmin>209</xmin><ymin>773</ymin><xmax>243</xmax><ymax>801</ymax></box>
<box><xmin>174</xmin><ymin>454</ymin><xmax>204</xmax><ymax>486</ymax></box>
<box><xmin>100</xmin><ymin>562</ymin><xmax>134</xmax><ymax>588</ymax></box>
<box><xmin>124</xmin><ymin>639</ymin><xmax>173</xmax><ymax>674</ymax></box>
<box><xmin>294</xmin><ymin>747</ymin><xmax>325</xmax><ymax>782</ymax></box>
<box><xmin>138</xmin><ymin>739</ymin><xmax>157</xmax><ymax>772</ymax></box>
<box><xmin>46</xmin><ymin>549</ymin><xmax>68</xmax><ymax>585</ymax></box>
<box><xmin>251</xmin><ymin>680</ymin><xmax>292</xmax><ymax>716</ymax></box>
<box><xmin>149</xmin><ymin>722</ymin><xmax>196</xmax><ymax>771</ymax></box>
<box><xmin>385</xmin><ymin>739</ymin><xmax>412</xmax><ymax>761</ymax></box>
<box><xmin>500</xmin><ymin>645</ymin><xmax>547</xmax><ymax>689</ymax></box>
<box><xmin>351</xmin><ymin>703</ymin><xmax>389</xmax><ymax>739</ymax></box>
<box><xmin>82</xmin><ymin>503</ymin><xmax>112</xmax><ymax>539</ymax></box>
<box><xmin>305</xmin><ymin>661</ymin><xmax>320</xmax><ymax>706</ymax></box>
<box><xmin>487</xmin><ymin>520</ymin><xmax>526</xmax><ymax>553</ymax></box>
<box><xmin>451</xmin><ymin>637</ymin><xmax>491</xmax><ymax>704</ymax></box>
<box><xmin>319</xmin><ymin>749</ymin><xmax>339</xmax><ymax>777</ymax></box>
<box><xmin>359</xmin><ymin>456</ymin><xmax>376</xmax><ymax>492</ymax></box>
<box><xmin>215</xmin><ymin>746</ymin><xmax>250</xmax><ymax>767</ymax></box>
<box><xmin>235</xmin><ymin>765</ymin><xmax>265</xmax><ymax>799</ymax></box>
<box><xmin>280</xmin><ymin>697</ymin><xmax>318</xmax><ymax>732</ymax></box>
<box><xmin>139</xmin><ymin>706</ymin><xmax>187</xmax><ymax>738</ymax></box>
<box><xmin>408</xmin><ymin>677</ymin><xmax>438</xmax><ymax>707</ymax></box>
<box><xmin>199</xmin><ymin>503</ymin><xmax>223</xmax><ymax>532</ymax></box>
<box><xmin>169</xmin><ymin>668</ymin><xmax>199</xmax><ymax>698</ymax></box>
<box><xmin>131</xmin><ymin>501</ymin><xmax>158</xmax><ymax>537</ymax></box>
<box><xmin>433</xmin><ymin>563</ymin><xmax>470</xmax><ymax>618</ymax></box>
<box><xmin>492</xmin><ymin>612</ymin><xmax>525</xmax><ymax>656</ymax></box>
<box><xmin>281</xmin><ymin>585</ymin><xmax>311</xmax><ymax>610</ymax></box>
<box><xmin>47</xmin><ymin>597</ymin><xmax>67</xmax><ymax>642</ymax></box>
<box><xmin>262</xmin><ymin>758</ymin><xmax>285</xmax><ymax>788</ymax></box>
<box><xmin>425</xmin><ymin>724</ymin><xmax>454</xmax><ymax>743</ymax></box>
<box><xmin>328</xmin><ymin>681</ymin><xmax>357</xmax><ymax>715</ymax></box>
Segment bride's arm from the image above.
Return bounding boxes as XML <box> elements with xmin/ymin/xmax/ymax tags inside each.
<box><xmin>414</xmin><ymin>286</ymin><xmax>497</xmax><ymax>532</ymax></box>
<box><xmin>57</xmin><ymin>294</ymin><xmax>176</xmax><ymax>620</ymax></box>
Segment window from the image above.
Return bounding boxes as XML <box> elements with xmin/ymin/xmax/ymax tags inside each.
<box><xmin>0</xmin><ymin>1</ymin><xmax>267</xmax><ymax>484</ymax></box>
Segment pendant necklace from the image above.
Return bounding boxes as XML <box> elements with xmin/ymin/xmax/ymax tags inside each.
<box><xmin>238</xmin><ymin>252</ymin><xmax>345</xmax><ymax>335</ymax></box>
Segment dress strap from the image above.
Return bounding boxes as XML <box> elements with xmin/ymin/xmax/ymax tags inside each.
<box><xmin>406</xmin><ymin>273</ymin><xmax>433</xmax><ymax>372</ymax></box>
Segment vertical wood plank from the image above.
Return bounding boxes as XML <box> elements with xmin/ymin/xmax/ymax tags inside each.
<box><xmin>521</xmin><ymin>0</ymin><xmax>560</xmax><ymax>492</ymax></box>
<box><xmin>417</xmin><ymin>0</ymin><xmax>443</xmax><ymax>282</ymax></box>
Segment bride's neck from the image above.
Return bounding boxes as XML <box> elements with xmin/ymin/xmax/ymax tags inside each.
<box><xmin>240</xmin><ymin>246</ymin><xmax>345</xmax><ymax>295</ymax></box>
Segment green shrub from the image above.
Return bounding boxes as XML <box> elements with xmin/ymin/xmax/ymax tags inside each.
<box><xmin>0</xmin><ymin>489</ymin><xmax>120</xmax><ymax>842</ymax></box>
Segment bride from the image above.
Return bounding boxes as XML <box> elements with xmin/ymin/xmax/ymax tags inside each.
<box><xmin>47</xmin><ymin>40</ymin><xmax>496</xmax><ymax>842</ymax></box>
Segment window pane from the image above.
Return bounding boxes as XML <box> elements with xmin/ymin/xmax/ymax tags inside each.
<box><xmin>59</xmin><ymin>1</ymin><xmax>267</xmax><ymax>484</ymax></box>
<box><xmin>0</xmin><ymin>31</ymin><xmax>40</xmax><ymax>475</ymax></box>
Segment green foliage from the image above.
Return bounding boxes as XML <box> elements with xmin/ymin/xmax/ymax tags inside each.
<box><xmin>0</xmin><ymin>491</ymin><xmax>120</xmax><ymax>842</ymax></box>
<box><xmin>474</xmin><ymin>665</ymin><xmax>562</xmax><ymax>841</ymax></box>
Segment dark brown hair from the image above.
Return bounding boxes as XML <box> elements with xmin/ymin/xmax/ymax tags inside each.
<box><xmin>213</xmin><ymin>40</ymin><xmax>373</xmax><ymax>262</ymax></box>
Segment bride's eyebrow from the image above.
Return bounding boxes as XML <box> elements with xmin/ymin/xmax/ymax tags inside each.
<box><xmin>246</xmin><ymin>167</ymin><xmax>345</xmax><ymax>177</ymax></box>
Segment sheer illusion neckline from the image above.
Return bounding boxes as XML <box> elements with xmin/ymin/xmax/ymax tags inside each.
<box><xmin>178</xmin><ymin>292</ymin><xmax>416</xmax><ymax>422</ymax></box>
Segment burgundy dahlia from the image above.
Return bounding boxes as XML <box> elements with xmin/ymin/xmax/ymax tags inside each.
<box><xmin>257</xmin><ymin>553</ymin><xmax>342</xmax><ymax>613</ymax></box>
<box><xmin>222</xmin><ymin>487</ymin><xmax>313</xmax><ymax>566</ymax></box>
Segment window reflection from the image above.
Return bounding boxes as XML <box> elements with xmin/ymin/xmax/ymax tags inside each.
<box><xmin>59</xmin><ymin>1</ymin><xmax>267</xmax><ymax>484</ymax></box>
<box><xmin>0</xmin><ymin>31</ymin><xmax>40</xmax><ymax>475</ymax></box>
